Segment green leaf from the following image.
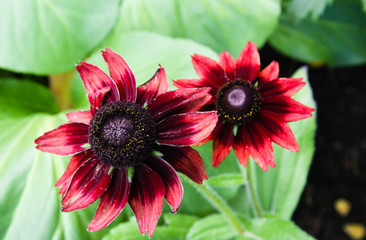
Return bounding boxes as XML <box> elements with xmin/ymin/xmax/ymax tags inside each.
<box><xmin>0</xmin><ymin>0</ymin><xmax>119</xmax><ymax>74</ymax></box>
<box><xmin>116</xmin><ymin>0</ymin><xmax>280</xmax><ymax>56</ymax></box>
<box><xmin>72</xmin><ymin>31</ymin><xmax>218</xmax><ymax>109</ymax></box>
<box><xmin>363</xmin><ymin>0</ymin><xmax>366</xmax><ymax>12</ymax></box>
<box><xmin>0</xmin><ymin>79</ymin><xmax>59</xmax><ymax>119</ymax></box>
<box><xmin>187</xmin><ymin>214</ymin><xmax>314</xmax><ymax>240</ymax></box>
<box><xmin>236</xmin><ymin>67</ymin><xmax>316</xmax><ymax>220</ymax></box>
<box><xmin>238</xmin><ymin>215</ymin><xmax>315</xmax><ymax>240</ymax></box>
<box><xmin>270</xmin><ymin>0</ymin><xmax>366</xmax><ymax>67</ymax></box>
<box><xmin>103</xmin><ymin>214</ymin><xmax>198</xmax><ymax>240</ymax></box>
<box><xmin>187</xmin><ymin>214</ymin><xmax>237</xmax><ymax>240</ymax></box>
<box><xmin>282</xmin><ymin>0</ymin><xmax>333</xmax><ymax>20</ymax></box>
<box><xmin>0</xmin><ymin>115</ymin><xmax>113</xmax><ymax>240</ymax></box>
<box><xmin>206</xmin><ymin>174</ymin><xmax>246</xmax><ymax>187</ymax></box>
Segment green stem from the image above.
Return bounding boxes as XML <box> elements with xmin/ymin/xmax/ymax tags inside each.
<box><xmin>238</xmin><ymin>161</ymin><xmax>263</xmax><ymax>218</ymax></box>
<box><xmin>49</xmin><ymin>71</ymin><xmax>75</xmax><ymax>111</ymax></box>
<box><xmin>182</xmin><ymin>175</ymin><xmax>245</xmax><ymax>234</ymax></box>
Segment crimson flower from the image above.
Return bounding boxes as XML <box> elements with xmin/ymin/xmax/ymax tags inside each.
<box><xmin>174</xmin><ymin>42</ymin><xmax>314</xmax><ymax>171</ymax></box>
<box><xmin>35</xmin><ymin>49</ymin><xmax>218</xmax><ymax>237</ymax></box>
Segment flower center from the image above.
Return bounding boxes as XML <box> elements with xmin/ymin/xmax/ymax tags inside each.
<box><xmin>215</xmin><ymin>80</ymin><xmax>262</xmax><ymax>124</ymax></box>
<box><xmin>88</xmin><ymin>101</ymin><xmax>156</xmax><ymax>168</ymax></box>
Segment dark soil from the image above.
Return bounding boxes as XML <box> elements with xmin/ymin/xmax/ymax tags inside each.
<box><xmin>260</xmin><ymin>45</ymin><xmax>366</xmax><ymax>240</ymax></box>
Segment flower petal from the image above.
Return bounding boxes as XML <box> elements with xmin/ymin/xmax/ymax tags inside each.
<box><xmin>66</xmin><ymin>110</ymin><xmax>92</xmax><ymax>125</ymax></box>
<box><xmin>35</xmin><ymin>123</ymin><xmax>89</xmax><ymax>155</ymax></box>
<box><xmin>61</xmin><ymin>159</ymin><xmax>111</xmax><ymax>212</ymax></box>
<box><xmin>91</xmin><ymin>86</ymin><xmax>112</xmax><ymax>115</ymax></box>
<box><xmin>137</xmin><ymin>66</ymin><xmax>169</xmax><ymax>106</ymax></box>
<box><xmin>88</xmin><ymin>168</ymin><xmax>130</xmax><ymax>232</ymax></box>
<box><xmin>102</xmin><ymin>48</ymin><xmax>136</xmax><ymax>102</ymax></box>
<box><xmin>173</xmin><ymin>78</ymin><xmax>218</xmax><ymax>94</ymax></box>
<box><xmin>233</xmin><ymin>125</ymin><xmax>250</xmax><ymax>167</ymax></box>
<box><xmin>245</xmin><ymin>122</ymin><xmax>275</xmax><ymax>171</ymax></box>
<box><xmin>259</xmin><ymin>77</ymin><xmax>305</xmax><ymax>99</ymax></box>
<box><xmin>129</xmin><ymin>164</ymin><xmax>165</xmax><ymax>238</ymax></box>
<box><xmin>259</xmin><ymin>110</ymin><xmax>299</xmax><ymax>152</ymax></box>
<box><xmin>257</xmin><ymin>61</ymin><xmax>279</xmax><ymax>87</ymax></box>
<box><xmin>219</xmin><ymin>51</ymin><xmax>237</xmax><ymax>80</ymax></box>
<box><xmin>145</xmin><ymin>156</ymin><xmax>183</xmax><ymax>213</ymax></box>
<box><xmin>157</xmin><ymin>145</ymin><xmax>208</xmax><ymax>184</ymax></box>
<box><xmin>76</xmin><ymin>62</ymin><xmax>119</xmax><ymax>106</ymax></box>
<box><xmin>212</xmin><ymin>122</ymin><xmax>234</xmax><ymax>168</ymax></box>
<box><xmin>156</xmin><ymin>111</ymin><xmax>218</xmax><ymax>146</ymax></box>
<box><xmin>236</xmin><ymin>42</ymin><xmax>260</xmax><ymax>82</ymax></box>
<box><xmin>191</xmin><ymin>54</ymin><xmax>227</xmax><ymax>90</ymax></box>
<box><xmin>149</xmin><ymin>88</ymin><xmax>212</xmax><ymax>122</ymax></box>
<box><xmin>55</xmin><ymin>149</ymin><xmax>95</xmax><ymax>196</ymax></box>
<box><xmin>262</xmin><ymin>96</ymin><xmax>315</xmax><ymax>122</ymax></box>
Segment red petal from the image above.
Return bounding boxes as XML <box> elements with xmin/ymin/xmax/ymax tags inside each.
<box><xmin>259</xmin><ymin>110</ymin><xmax>299</xmax><ymax>152</ymax></box>
<box><xmin>236</xmin><ymin>42</ymin><xmax>260</xmax><ymax>82</ymax></box>
<box><xmin>129</xmin><ymin>164</ymin><xmax>165</xmax><ymax>238</ymax></box>
<box><xmin>76</xmin><ymin>62</ymin><xmax>119</xmax><ymax>106</ymax></box>
<box><xmin>262</xmin><ymin>96</ymin><xmax>315</xmax><ymax>122</ymax></box>
<box><xmin>145</xmin><ymin>156</ymin><xmax>183</xmax><ymax>213</ymax></box>
<box><xmin>137</xmin><ymin>66</ymin><xmax>169</xmax><ymax>106</ymax></box>
<box><xmin>245</xmin><ymin>122</ymin><xmax>275</xmax><ymax>171</ymax></box>
<box><xmin>259</xmin><ymin>78</ymin><xmax>305</xmax><ymax>99</ymax></box>
<box><xmin>219</xmin><ymin>51</ymin><xmax>236</xmax><ymax>80</ymax></box>
<box><xmin>191</xmin><ymin>54</ymin><xmax>227</xmax><ymax>90</ymax></box>
<box><xmin>212</xmin><ymin>122</ymin><xmax>234</xmax><ymax>168</ymax></box>
<box><xmin>55</xmin><ymin>149</ymin><xmax>95</xmax><ymax>196</ymax></box>
<box><xmin>173</xmin><ymin>78</ymin><xmax>219</xmax><ymax>94</ymax></box>
<box><xmin>149</xmin><ymin>88</ymin><xmax>212</xmax><ymax>122</ymax></box>
<box><xmin>102</xmin><ymin>48</ymin><xmax>136</xmax><ymax>102</ymax></box>
<box><xmin>157</xmin><ymin>145</ymin><xmax>208</xmax><ymax>184</ymax></box>
<box><xmin>91</xmin><ymin>86</ymin><xmax>112</xmax><ymax>115</ymax></box>
<box><xmin>88</xmin><ymin>168</ymin><xmax>130</xmax><ymax>231</ymax></box>
<box><xmin>35</xmin><ymin>123</ymin><xmax>89</xmax><ymax>155</ymax></box>
<box><xmin>61</xmin><ymin>159</ymin><xmax>111</xmax><ymax>212</ymax></box>
<box><xmin>66</xmin><ymin>110</ymin><xmax>92</xmax><ymax>125</ymax></box>
<box><xmin>156</xmin><ymin>111</ymin><xmax>218</xmax><ymax>146</ymax></box>
<box><xmin>257</xmin><ymin>61</ymin><xmax>279</xmax><ymax>87</ymax></box>
<box><xmin>233</xmin><ymin>126</ymin><xmax>250</xmax><ymax>167</ymax></box>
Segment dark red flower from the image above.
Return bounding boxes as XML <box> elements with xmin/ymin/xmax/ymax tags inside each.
<box><xmin>35</xmin><ymin>49</ymin><xmax>218</xmax><ymax>237</ymax></box>
<box><xmin>174</xmin><ymin>42</ymin><xmax>314</xmax><ymax>171</ymax></box>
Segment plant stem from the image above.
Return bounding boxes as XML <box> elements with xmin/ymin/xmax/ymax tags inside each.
<box><xmin>49</xmin><ymin>71</ymin><xmax>75</xmax><ymax>111</ymax></box>
<box><xmin>182</xmin><ymin>175</ymin><xmax>246</xmax><ymax>234</ymax></box>
<box><xmin>238</xmin><ymin>161</ymin><xmax>263</xmax><ymax>218</ymax></box>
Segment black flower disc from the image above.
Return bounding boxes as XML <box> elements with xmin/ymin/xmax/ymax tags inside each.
<box><xmin>89</xmin><ymin>101</ymin><xmax>156</xmax><ymax>168</ymax></box>
<box><xmin>215</xmin><ymin>80</ymin><xmax>262</xmax><ymax>124</ymax></box>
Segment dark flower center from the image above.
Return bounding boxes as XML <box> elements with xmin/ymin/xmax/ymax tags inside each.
<box><xmin>215</xmin><ymin>80</ymin><xmax>262</xmax><ymax>124</ymax></box>
<box><xmin>88</xmin><ymin>101</ymin><xmax>156</xmax><ymax>168</ymax></box>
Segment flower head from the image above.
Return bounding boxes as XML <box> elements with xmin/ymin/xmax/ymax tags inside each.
<box><xmin>35</xmin><ymin>49</ymin><xmax>218</xmax><ymax>237</ymax></box>
<box><xmin>174</xmin><ymin>42</ymin><xmax>315</xmax><ymax>171</ymax></box>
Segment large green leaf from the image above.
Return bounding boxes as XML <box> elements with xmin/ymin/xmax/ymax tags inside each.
<box><xmin>116</xmin><ymin>0</ymin><xmax>280</xmax><ymax>56</ymax></box>
<box><xmin>233</xmin><ymin>67</ymin><xmax>316</xmax><ymax>220</ymax></box>
<box><xmin>238</xmin><ymin>215</ymin><xmax>315</xmax><ymax>240</ymax></box>
<box><xmin>282</xmin><ymin>0</ymin><xmax>333</xmax><ymax>20</ymax></box>
<box><xmin>187</xmin><ymin>214</ymin><xmax>237</xmax><ymax>240</ymax></box>
<box><xmin>0</xmin><ymin>0</ymin><xmax>119</xmax><ymax>74</ymax></box>
<box><xmin>0</xmin><ymin>79</ymin><xmax>59</xmax><ymax>119</ymax></box>
<box><xmin>0</xmin><ymin>115</ymin><xmax>116</xmax><ymax>240</ymax></box>
<box><xmin>270</xmin><ymin>0</ymin><xmax>366</xmax><ymax>67</ymax></box>
<box><xmin>186</xmin><ymin>214</ymin><xmax>314</xmax><ymax>240</ymax></box>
